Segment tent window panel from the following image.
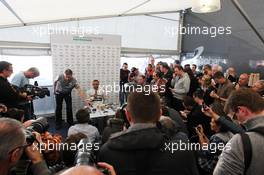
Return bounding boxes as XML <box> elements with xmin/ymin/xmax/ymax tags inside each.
<box><xmin>0</xmin><ymin>55</ymin><xmax>53</xmax><ymax>86</ymax></box>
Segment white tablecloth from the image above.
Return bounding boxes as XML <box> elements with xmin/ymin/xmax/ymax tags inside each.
<box><xmin>90</xmin><ymin>108</ymin><xmax>115</xmax><ymax>119</ymax></box>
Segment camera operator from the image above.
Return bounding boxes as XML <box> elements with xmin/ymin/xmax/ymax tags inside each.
<box><xmin>11</xmin><ymin>67</ymin><xmax>40</xmax><ymax>120</ymax></box>
<box><xmin>11</xmin><ymin>67</ymin><xmax>40</xmax><ymax>88</ymax></box>
<box><xmin>0</xmin><ymin>118</ymin><xmax>51</xmax><ymax>175</ymax></box>
<box><xmin>0</xmin><ymin>61</ymin><xmax>32</xmax><ymax>109</ymax></box>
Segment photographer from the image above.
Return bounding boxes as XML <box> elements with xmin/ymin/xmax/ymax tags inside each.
<box><xmin>214</xmin><ymin>88</ymin><xmax>264</xmax><ymax>175</ymax></box>
<box><xmin>11</xmin><ymin>67</ymin><xmax>40</xmax><ymax>120</ymax></box>
<box><xmin>195</xmin><ymin>116</ymin><xmax>233</xmax><ymax>174</ymax></box>
<box><xmin>0</xmin><ymin>61</ymin><xmax>32</xmax><ymax>109</ymax></box>
<box><xmin>0</xmin><ymin>118</ymin><xmax>51</xmax><ymax>175</ymax></box>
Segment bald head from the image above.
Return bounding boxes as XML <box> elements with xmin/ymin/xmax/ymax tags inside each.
<box><xmin>61</xmin><ymin>166</ymin><xmax>103</xmax><ymax>175</ymax></box>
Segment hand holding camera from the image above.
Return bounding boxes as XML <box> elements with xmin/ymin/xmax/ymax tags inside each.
<box><xmin>24</xmin><ymin>132</ymin><xmax>44</xmax><ymax>164</ymax></box>
<box><xmin>195</xmin><ymin>124</ymin><xmax>204</xmax><ymax>135</ymax></box>
<box><xmin>201</xmin><ymin>105</ymin><xmax>220</xmax><ymax>120</ymax></box>
<box><xmin>195</xmin><ymin>124</ymin><xmax>209</xmax><ymax>145</ymax></box>
<box><xmin>97</xmin><ymin>162</ymin><xmax>116</xmax><ymax>175</ymax></box>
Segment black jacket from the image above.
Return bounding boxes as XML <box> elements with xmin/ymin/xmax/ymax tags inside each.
<box><xmin>102</xmin><ymin>118</ymin><xmax>124</xmax><ymax>144</ymax></box>
<box><xmin>0</xmin><ymin>76</ymin><xmax>24</xmax><ymax>108</ymax></box>
<box><xmin>98</xmin><ymin>124</ymin><xmax>199</xmax><ymax>175</ymax></box>
<box><xmin>163</xmin><ymin>106</ymin><xmax>189</xmax><ymax>135</ymax></box>
<box><xmin>187</xmin><ymin>104</ymin><xmax>212</xmax><ymax>139</ymax></box>
<box><xmin>203</xmin><ymin>86</ymin><xmax>216</xmax><ymax>106</ymax></box>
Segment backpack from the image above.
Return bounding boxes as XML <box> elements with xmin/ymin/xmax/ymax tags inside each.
<box><xmin>240</xmin><ymin>127</ymin><xmax>264</xmax><ymax>175</ymax></box>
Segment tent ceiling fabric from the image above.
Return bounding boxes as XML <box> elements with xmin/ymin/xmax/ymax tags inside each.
<box><xmin>0</xmin><ymin>0</ymin><xmax>192</xmax><ymax>27</ymax></box>
<box><xmin>182</xmin><ymin>0</ymin><xmax>264</xmax><ymax>60</ymax></box>
<box><xmin>0</xmin><ymin>2</ymin><xmax>20</xmax><ymax>25</ymax></box>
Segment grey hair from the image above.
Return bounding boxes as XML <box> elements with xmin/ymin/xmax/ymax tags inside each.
<box><xmin>27</xmin><ymin>67</ymin><xmax>40</xmax><ymax>76</ymax></box>
<box><xmin>212</xmin><ymin>64</ymin><xmax>223</xmax><ymax>72</ymax></box>
<box><xmin>0</xmin><ymin>118</ymin><xmax>25</xmax><ymax>161</ymax></box>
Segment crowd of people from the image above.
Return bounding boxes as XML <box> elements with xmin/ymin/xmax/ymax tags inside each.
<box><xmin>0</xmin><ymin>59</ymin><xmax>264</xmax><ymax>175</ymax></box>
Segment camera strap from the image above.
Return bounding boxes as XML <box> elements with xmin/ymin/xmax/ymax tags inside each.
<box><xmin>241</xmin><ymin>127</ymin><xmax>264</xmax><ymax>175</ymax></box>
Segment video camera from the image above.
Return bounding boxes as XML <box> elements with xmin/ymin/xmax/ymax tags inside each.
<box><xmin>75</xmin><ymin>138</ymin><xmax>109</xmax><ymax>174</ymax></box>
<box><xmin>21</xmin><ymin>82</ymin><xmax>50</xmax><ymax>99</ymax></box>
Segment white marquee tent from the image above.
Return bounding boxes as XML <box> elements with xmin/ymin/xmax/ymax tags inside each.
<box><xmin>0</xmin><ymin>0</ymin><xmax>193</xmax><ymax>114</ymax></box>
<box><xmin>0</xmin><ymin>0</ymin><xmax>193</xmax><ymax>53</ymax></box>
<box><xmin>0</xmin><ymin>0</ymin><xmax>192</xmax><ymax>28</ymax></box>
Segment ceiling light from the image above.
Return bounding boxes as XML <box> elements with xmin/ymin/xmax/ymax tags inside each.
<box><xmin>191</xmin><ymin>0</ymin><xmax>221</xmax><ymax>13</ymax></box>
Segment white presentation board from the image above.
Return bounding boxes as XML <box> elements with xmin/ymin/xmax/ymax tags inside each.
<box><xmin>51</xmin><ymin>34</ymin><xmax>121</xmax><ymax>118</ymax></box>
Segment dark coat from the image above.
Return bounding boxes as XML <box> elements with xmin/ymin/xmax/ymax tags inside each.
<box><xmin>102</xmin><ymin>118</ymin><xmax>124</xmax><ymax>144</ymax></box>
<box><xmin>187</xmin><ymin>104</ymin><xmax>212</xmax><ymax>140</ymax></box>
<box><xmin>98</xmin><ymin>125</ymin><xmax>199</xmax><ymax>175</ymax></box>
<box><xmin>0</xmin><ymin>77</ymin><xmax>24</xmax><ymax>108</ymax></box>
<box><xmin>165</xmin><ymin>107</ymin><xmax>189</xmax><ymax>135</ymax></box>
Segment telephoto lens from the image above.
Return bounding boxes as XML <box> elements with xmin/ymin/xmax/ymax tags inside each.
<box><xmin>27</xmin><ymin>117</ymin><xmax>49</xmax><ymax>133</ymax></box>
<box><xmin>75</xmin><ymin>138</ymin><xmax>95</xmax><ymax>166</ymax></box>
<box><xmin>74</xmin><ymin>138</ymin><xmax>109</xmax><ymax>174</ymax></box>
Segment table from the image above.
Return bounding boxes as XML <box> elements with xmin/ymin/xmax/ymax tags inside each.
<box><xmin>90</xmin><ymin>108</ymin><xmax>116</xmax><ymax>119</ymax></box>
<box><xmin>90</xmin><ymin>108</ymin><xmax>116</xmax><ymax>134</ymax></box>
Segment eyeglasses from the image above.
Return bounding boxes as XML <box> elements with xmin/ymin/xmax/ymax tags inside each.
<box><xmin>6</xmin><ymin>69</ymin><xmax>13</xmax><ymax>72</ymax></box>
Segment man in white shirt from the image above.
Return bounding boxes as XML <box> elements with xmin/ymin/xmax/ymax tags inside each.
<box><xmin>86</xmin><ymin>80</ymin><xmax>107</xmax><ymax>107</ymax></box>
